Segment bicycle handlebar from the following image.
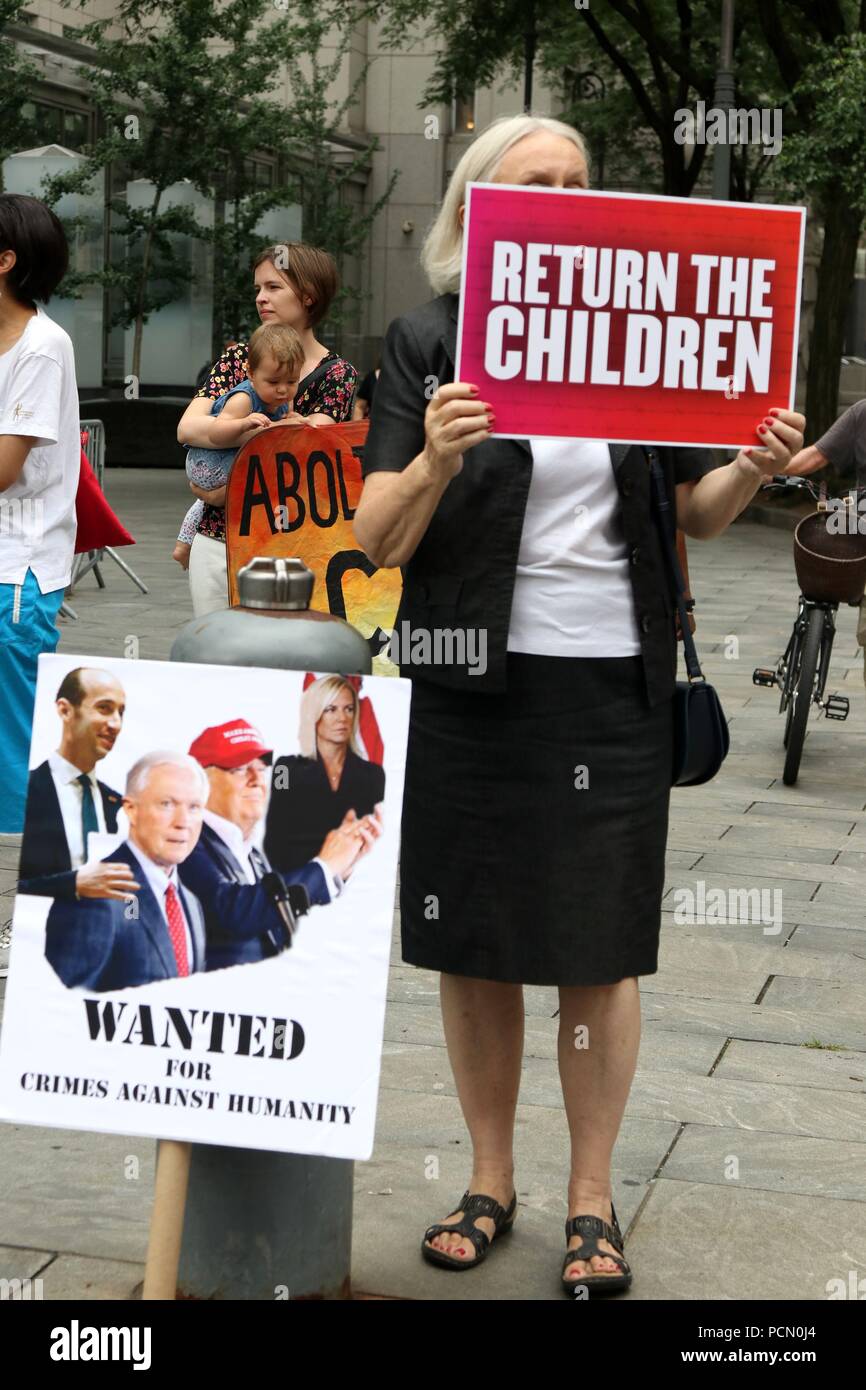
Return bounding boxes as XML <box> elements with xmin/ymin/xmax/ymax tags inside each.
<box><xmin>761</xmin><ymin>474</ymin><xmax>822</xmax><ymax>501</ymax></box>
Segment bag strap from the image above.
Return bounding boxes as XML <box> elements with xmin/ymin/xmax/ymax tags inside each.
<box><xmin>297</xmin><ymin>354</ymin><xmax>335</xmax><ymax>405</ymax></box>
<box><xmin>647</xmin><ymin>449</ymin><xmax>704</xmax><ymax>684</ymax></box>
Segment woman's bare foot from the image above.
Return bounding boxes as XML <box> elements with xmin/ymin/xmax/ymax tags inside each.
<box><xmin>563</xmin><ymin>1179</ymin><xmax>625</xmax><ymax>1281</ymax></box>
<box><xmin>424</xmin><ymin>1167</ymin><xmax>515</xmax><ymax>1264</ymax></box>
<box><xmin>172</xmin><ymin>541</ymin><xmax>191</xmax><ymax>570</ymax></box>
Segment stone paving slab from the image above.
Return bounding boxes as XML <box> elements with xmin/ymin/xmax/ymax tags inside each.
<box><xmin>765</xmin><ymin>900</ymin><xmax>866</xmax><ymax>930</ymax></box>
<box><xmin>38</xmin><ymin>1254</ymin><xmax>143</xmax><ymax>1301</ymax></box>
<box><xmin>663</xmin><ymin>871</ymin><xmax>820</xmax><ymax>903</ymax></box>
<box><xmin>627</xmin><ymin>1071</ymin><xmax>866</xmax><ymax>1140</ymax></box>
<box><xmin>812</xmin><ymin>880</ymin><xmax>866</xmax><ymax>906</ymax></box>
<box><xmin>383</xmin><ymin>1000</ymin><xmax>723</xmax><ymax>1075</ymax></box>
<box><xmin>659</xmin><ymin>1125</ymin><xmax>866</xmax><ymax>1202</ymax></box>
<box><xmin>699</xmin><ymin>833</ymin><xmax>842</xmax><ymax>863</ymax></box>
<box><xmin>672</xmin><ymin>816</ymin><xmax>858</xmax><ymax>848</ymax></box>
<box><xmin>745</xmin><ymin>799</ymin><xmax>864</xmax><ymax>823</ymax></box>
<box><xmin>715</xmin><ymin>1039</ymin><xmax>866</xmax><ymax>1093</ymax></box>
<box><xmin>787</xmin><ymin>924</ymin><xmax>866</xmax><ymax>955</ymax></box>
<box><xmin>659</xmin><ymin>930</ymin><xmax>866</xmax><ymax>985</ymax></box>
<box><xmin>642</xmin><ymin>992</ymin><xmax>866</xmax><ymax>1051</ymax></box>
<box><xmin>690</xmin><ymin>852</ymin><xmax>864</xmax><ymax>886</ymax></box>
<box><xmin>0</xmin><ymin>1124</ymin><xmax>153</xmax><ymax>1263</ymax></box>
<box><xmin>0</xmin><ymin>1244</ymin><xmax>52</xmax><ymax>1281</ymax></box>
<box><xmin>623</xmin><ymin>1181</ymin><xmax>866</xmax><ymax>1301</ymax></box>
<box><xmin>760</xmin><ymin>975</ymin><xmax>866</xmax><ymax>1016</ymax></box>
<box><xmin>661</xmin><ymin>916</ymin><xmax>797</xmax><ymax>948</ymax></box>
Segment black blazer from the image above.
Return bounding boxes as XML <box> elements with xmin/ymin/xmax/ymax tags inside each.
<box><xmin>362</xmin><ymin>292</ymin><xmax>722</xmax><ymax>706</ymax></box>
<box><xmin>44</xmin><ymin>842</ymin><xmax>206</xmax><ymax>992</ymax></box>
<box><xmin>264</xmin><ymin>750</ymin><xmax>385</xmax><ymax>874</ymax></box>
<box><xmin>19</xmin><ymin>760</ymin><xmax>123</xmax><ymax>900</ymax></box>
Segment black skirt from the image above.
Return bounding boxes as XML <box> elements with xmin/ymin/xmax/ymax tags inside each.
<box><xmin>399</xmin><ymin>653</ymin><xmax>673</xmax><ymax>986</ymax></box>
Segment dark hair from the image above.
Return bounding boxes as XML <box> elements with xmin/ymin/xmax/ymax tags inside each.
<box><xmin>0</xmin><ymin>194</ymin><xmax>69</xmax><ymax>306</ymax></box>
<box><xmin>253</xmin><ymin>242</ymin><xmax>338</xmax><ymax>328</ymax></box>
<box><xmin>56</xmin><ymin>667</ymin><xmax>88</xmax><ymax>707</ymax></box>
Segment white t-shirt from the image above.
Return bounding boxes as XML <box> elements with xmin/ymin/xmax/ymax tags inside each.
<box><xmin>0</xmin><ymin>306</ymin><xmax>80</xmax><ymax>591</ymax></box>
<box><xmin>506</xmin><ymin>439</ymin><xmax>642</xmax><ymax>657</ymax></box>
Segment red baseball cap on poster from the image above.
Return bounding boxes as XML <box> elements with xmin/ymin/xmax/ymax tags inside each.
<box><xmin>188</xmin><ymin>720</ymin><xmax>273</xmax><ymax>770</ymax></box>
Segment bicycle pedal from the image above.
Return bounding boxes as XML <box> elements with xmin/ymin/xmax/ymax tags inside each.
<box><xmin>752</xmin><ymin>668</ymin><xmax>777</xmax><ymax>688</ymax></box>
<box><xmin>824</xmin><ymin>694</ymin><xmax>849</xmax><ymax>721</ymax></box>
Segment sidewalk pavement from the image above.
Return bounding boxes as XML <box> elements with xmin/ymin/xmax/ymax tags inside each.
<box><xmin>1</xmin><ymin>468</ymin><xmax>865</xmax><ymax>1300</ymax></box>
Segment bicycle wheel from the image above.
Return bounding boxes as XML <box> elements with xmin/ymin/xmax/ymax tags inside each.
<box><xmin>782</xmin><ymin>637</ymin><xmax>800</xmax><ymax>747</ymax></box>
<box><xmin>783</xmin><ymin>606</ymin><xmax>824</xmax><ymax>785</ymax></box>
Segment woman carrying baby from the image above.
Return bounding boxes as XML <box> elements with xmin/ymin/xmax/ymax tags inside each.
<box><xmin>173</xmin><ymin>322</ymin><xmax>304</xmax><ymax>567</ymax></box>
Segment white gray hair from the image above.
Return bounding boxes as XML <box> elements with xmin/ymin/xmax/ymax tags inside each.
<box><xmin>125</xmin><ymin>750</ymin><xmax>210</xmax><ymax>801</ymax></box>
<box><xmin>298</xmin><ymin>675</ymin><xmax>360</xmax><ymax>759</ymax></box>
<box><xmin>420</xmin><ymin>113</ymin><xmax>590</xmax><ymax>296</ymax></box>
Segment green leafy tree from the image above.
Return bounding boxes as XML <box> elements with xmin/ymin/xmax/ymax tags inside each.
<box><xmin>48</xmin><ymin>0</ymin><xmax>310</xmax><ymax>380</ymax></box>
<box><xmin>563</xmin><ymin>0</ymin><xmax>866</xmax><ymax>433</ymax></box>
<box><xmin>750</xmin><ymin>3</ymin><xmax>866</xmax><ymax>439</ymax></box>
<box><xmin>44</xmin><ymin>0</ymin><xmax>397</xmax><ymax>373</ymax></box>
<box><xmin>273</xmin><ymin>0</ymin><xmax>399</xmax><ymax>341</ymax></box>
<box><xmin>0</xmin><ymin>1</ymin><xmax>38</xmax><ymax>182</ymax></box>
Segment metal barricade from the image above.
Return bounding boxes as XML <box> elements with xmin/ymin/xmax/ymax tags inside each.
<box><xmin>79</xmin><ymin>418</ymin><xmax>106</xmax><ymax>490</ymax></box>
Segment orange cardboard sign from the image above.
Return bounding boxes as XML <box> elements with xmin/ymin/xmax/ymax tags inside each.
<box><xmin>225</xmin><ymin>421</ymin><xmax>401</xmax><ymax>656</ymax></box>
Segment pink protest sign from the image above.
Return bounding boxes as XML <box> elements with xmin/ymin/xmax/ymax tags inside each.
<box><xmin>454</xmin><ymin>184</ymin><xmax>806</xmax><ymax>449</ymax></box>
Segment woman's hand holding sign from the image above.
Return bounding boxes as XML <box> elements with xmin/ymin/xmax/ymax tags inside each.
<box><xmin>422</xmin><ymin>382</ymin><xmax>494</xmax><ymax>481</ymax></box>
<box><xmin>355</xmin><ymin>381</ymin><xmax>493</xmax><ymax>569</ymax></box>
<box><xmin>737</xmin><ymin>407</ymin><xmax>806</xmax><ymax>481</ymax></box>
<box><xmin>677</xmin><ymin>406</ymin><xmax>805</xmax><ymax>540</ymax></box>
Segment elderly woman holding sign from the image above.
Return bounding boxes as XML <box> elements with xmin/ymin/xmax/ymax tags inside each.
<box><xmin>354</xmin><ymin>113</ymin><xmax>804</xmax><ymax>1295</ymax></box>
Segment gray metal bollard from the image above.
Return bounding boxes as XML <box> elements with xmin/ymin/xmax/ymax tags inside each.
<box><xmin>177</xmin><ymin>1146</ymin><xmax>353</xmax><ymax>1300</ymax></box>
<box><xmin>171</xmin><ymin>556</ymin><xmax>374</xmax><ymax>1300</ymax></box>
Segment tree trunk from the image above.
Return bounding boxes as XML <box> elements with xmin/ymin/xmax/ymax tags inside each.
<box><xmin>131</xmin><ymin>190</ymin><xmax>162</xmax><ymax>383</ymax></box>
<box><xmin>523</xmin><ymin>0</ymin><xmax>536</xmax><ymax>112</ymax></box>
<box><xmin>805</xmin><ymin>194</ymin><xmax>864</xmax><ymax>441</ymax></box>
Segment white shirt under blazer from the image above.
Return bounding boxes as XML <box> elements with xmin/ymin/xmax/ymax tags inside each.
<box><xmin>507</xmin><ymin>438</ymin><xmax>643</xmax><ymax>658</ymax></box>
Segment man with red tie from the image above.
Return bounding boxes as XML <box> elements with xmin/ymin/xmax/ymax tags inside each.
<box><xmin>44</xmin><ymin>751</ymin><xmax>208</xmax><ymax>991</ymax></box>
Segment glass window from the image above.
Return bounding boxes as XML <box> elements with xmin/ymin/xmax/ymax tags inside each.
<box><xmin>63</xmin><ymin>110</ymin><xmax>89</xmax><ymax>151</ymax></box>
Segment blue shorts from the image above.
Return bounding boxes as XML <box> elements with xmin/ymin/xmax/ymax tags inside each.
<box><xmin>0</xmin><ymin>572</ymin><xmax>65</xmax><ymax>833</ymax></box>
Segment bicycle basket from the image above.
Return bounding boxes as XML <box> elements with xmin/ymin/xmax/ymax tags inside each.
<box><xmin>793</xmin><ymin>510</ymin><xmax>866</xmax><ymax>604</ymax></box>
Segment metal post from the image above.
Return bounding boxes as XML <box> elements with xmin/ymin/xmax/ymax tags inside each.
<box><xmin>177</xmin><ymin>1146</ymin><xmax>353</xmax><ymax>1300</ymax></box>
<box><xmin>711</xmin><ymin>0</ymin><xmax>736</xmax><ymax>200</ymax></box>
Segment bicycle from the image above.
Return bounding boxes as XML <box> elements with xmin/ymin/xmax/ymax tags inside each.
<box><xmin>751</xmin><ymin>475</ymin><xmax>866</xmax><ymax>786</ymax></box>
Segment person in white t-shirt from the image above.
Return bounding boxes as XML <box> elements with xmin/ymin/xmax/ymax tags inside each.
<box><xmin>0</xmin><ymin>194</ymin><xmax>80</xmax><ymax>834</ymax></box>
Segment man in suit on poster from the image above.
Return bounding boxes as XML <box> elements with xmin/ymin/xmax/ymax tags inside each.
<box><xmin>45</xmin><ymin>752</ymin><xmax>208</xmax><ymax>991</ymax></box>
<box><xmin>19</xmin><ymin>665</ymin><xmax>136</xmax><ymax>901</ymax></box>
<box><xmin>180</xmin><ymin>720</ymin><xmax>379</xmax><ymax>971</ymax></box>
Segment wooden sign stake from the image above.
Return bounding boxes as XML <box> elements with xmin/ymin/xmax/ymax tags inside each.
<box><xmin>142</xmin><ymin>1139</ymin><xmax>192</xmax><ymax>1300</ymax></box>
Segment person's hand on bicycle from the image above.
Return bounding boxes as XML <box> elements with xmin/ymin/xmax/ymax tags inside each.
<box><xmin>735</xmin><ymin>408</ymin><xmax>805</xmax><ymax>482</ymax></box>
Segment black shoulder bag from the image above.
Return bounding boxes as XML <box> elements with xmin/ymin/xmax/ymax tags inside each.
<box><xmin>648</xmin><ymin>450</ymin><xmax>730</xmax><ymax>787</ymax></box>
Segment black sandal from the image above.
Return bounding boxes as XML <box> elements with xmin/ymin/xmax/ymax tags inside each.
<box><xmin>561</xmin><ymin>1203</ymin><xmax>632</xmax><ymax>1296</ymax></box>
<box><xmin>421</xmin><ymin>1190</ymin><xmax>517</xmax><ymax>1270</ymax></box>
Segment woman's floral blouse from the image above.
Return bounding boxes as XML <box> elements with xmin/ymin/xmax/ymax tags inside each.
<box><xmin>192</xmin><ymin>342</ymin><xmax>358</xmax><ymax>541</ymax></box>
